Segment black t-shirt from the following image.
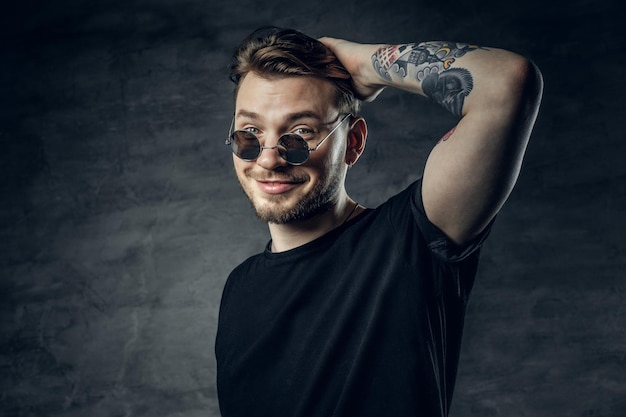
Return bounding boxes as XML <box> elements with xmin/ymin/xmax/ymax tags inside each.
<box><xmin>216</xmin><ymin>179</ymin><xmax>491</xmax><ymax>417</ymax></box>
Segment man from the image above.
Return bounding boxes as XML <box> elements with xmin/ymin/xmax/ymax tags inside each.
<box><xmin>215</xmin><ymin>27</ymin><xmax>542</xmax><ymax>416</ymax></box>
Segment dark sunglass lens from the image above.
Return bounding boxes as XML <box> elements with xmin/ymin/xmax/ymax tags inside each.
<box><xmin>232</xmin><ymin>132</ymin><xmax>261</xmax><ymax>160</ymax></box>
<box><xmin>278</xmin><ymin>134</ymin><xmax>309</xmax><ymax>164</ymax></box>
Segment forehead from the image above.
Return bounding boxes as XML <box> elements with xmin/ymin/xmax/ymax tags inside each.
<box><xmin>235</xmin><ymin>72</ymin><xmax>338</xmax><ymax>121</ymax></box>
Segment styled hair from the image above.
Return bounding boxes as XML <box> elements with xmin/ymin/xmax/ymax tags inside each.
<box><xmin>230</xmin><ymin>26</ymin><xmax>361</xmax><ymax>115</ymax></box>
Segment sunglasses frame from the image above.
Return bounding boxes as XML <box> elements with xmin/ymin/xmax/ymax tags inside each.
<box><xmin>226</xmin><ymin>113</ymin><xmax>353</xmax><ymax>166</ymax></box>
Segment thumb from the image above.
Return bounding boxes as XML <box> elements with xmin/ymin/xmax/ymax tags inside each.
<box><xmin>318</xmin><ymin>36</ymin><xmax>343</xmax><ymax>52</ymax></box>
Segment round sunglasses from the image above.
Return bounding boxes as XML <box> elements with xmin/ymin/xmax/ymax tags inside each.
<box><xmin>226</xmin><ymin>113</ymin><xmax>352</xmax><ymax>166</ymax></box>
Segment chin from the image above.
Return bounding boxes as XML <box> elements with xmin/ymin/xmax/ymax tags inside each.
<box><xmin>255</xmin><ymin>201</ymin><xmax>333</xmax><ymax>224</ymax></box>
<box><xmin>240</xmin><ymin>161</ymin><xmax>344</xmax><ymax>225</ymax></box>
<box><xmin>250</xmin><ymin>184</ymin><xmax>338</xmax><ymax>224</ymax></box>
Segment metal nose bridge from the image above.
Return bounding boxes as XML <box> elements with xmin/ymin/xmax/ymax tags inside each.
<box><xmin>255</xmin><ymin>143</ymin><xmax>285</xmax><ymax>160</ymax></box>
<box><xmin>259</xmin><ymin>144</ymin><xmax>283</xmax><ymax>151</ymax></box>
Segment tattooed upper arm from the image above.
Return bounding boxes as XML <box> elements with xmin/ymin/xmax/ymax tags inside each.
<box><xmin>368</xmin><ymin>39</ymin><xmax>541</xmax><ymax>243</ymax></box>
<box><xmin>372</xmin><ymin>42</ymin><xmax>485</xmax><ymax>117</ymax></box>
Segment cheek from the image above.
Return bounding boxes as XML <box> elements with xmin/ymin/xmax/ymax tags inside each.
<box><xmin>317</xmin><ymin>137</ymin><xmax>347</xmax><ymax>166</ymax></box>
<box><xmin>233</xmin><ymin>158</ymin><xmax>252</xmax><ymax>182</ymax></box>
<box><xmin>233</xmin><ymin>153</ymin><xmax>250</xmax><ymax>170</ymax></box>
<box><xmin>328</xmin><ymin>140</ymin><xmax>349</xmax><ymax>167</ymax></box>
<box><xmin>307</xmin><ymin>150</ymin><xmax>347</xmax><ymax>182</ymax></box>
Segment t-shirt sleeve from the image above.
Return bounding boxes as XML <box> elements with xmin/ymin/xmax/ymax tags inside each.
<box><xmin>409</xmin><ymin>178</ymin><xmax>494</xmax><ymax>263</ymax></box>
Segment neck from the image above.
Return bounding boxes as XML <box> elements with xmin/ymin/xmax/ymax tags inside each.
<box><xmin>268</xmin><ymin>196</ymin><xmax>361</xmax><ymax>253</ymax></box>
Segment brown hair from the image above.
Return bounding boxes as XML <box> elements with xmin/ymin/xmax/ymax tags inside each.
<box><xmin>230</xmin><ymin>27</ymin><xmax>361</xmax><ymax>115</ymax></box>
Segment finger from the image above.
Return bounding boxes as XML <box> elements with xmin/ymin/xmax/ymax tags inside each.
<box><xmin>318</xmin><ymin>36</ymin><xmax>340</xmax><ymax>50</ymax></box>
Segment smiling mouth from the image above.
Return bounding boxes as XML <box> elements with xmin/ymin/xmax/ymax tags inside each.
<box><xmin>244</xmin><ymin>168</ymin><xmax>309</xmax><ymax>194</ymax></box>
<box><xmin>255</xmin><ymin>179</ymin><xmax>304</xmax><ymax>195</ymax></box>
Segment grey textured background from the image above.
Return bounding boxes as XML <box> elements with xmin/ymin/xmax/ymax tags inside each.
<box><xmin>1</xmin><ymin>0</ymin><xmax>624</xmax><ymax>416</ymax></box>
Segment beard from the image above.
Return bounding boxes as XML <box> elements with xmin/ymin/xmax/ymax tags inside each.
<box><xmin>239</xmin><ymin>163</ymin><xmax>344</xmax><ymax>224</ymax></box>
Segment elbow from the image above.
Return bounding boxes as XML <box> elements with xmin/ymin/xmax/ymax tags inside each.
<box><xmin>489</xmin><ymin>55</ymin><xmax>543</xmax><ymax>139</ymax></box>
<box><xmin>511</xmin><ymin>57</ymin><xmax>544</xmax><ymax>120</ymax></box>
<box><xmin>527</xmin><ymin>59</ymin><xmax>544</xmax><ymax>119</ymax></box>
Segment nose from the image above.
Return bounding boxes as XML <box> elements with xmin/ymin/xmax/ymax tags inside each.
<box><xmin>255</xmin><ymin>140</ymin><xmax>288</xmax><ymax>170</ymax></box>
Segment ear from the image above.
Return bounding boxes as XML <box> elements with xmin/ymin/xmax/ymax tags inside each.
<box><xmin>345</xmin><ymin>117</ymin><xmax>367</xmax><ymax>166</ymax></box>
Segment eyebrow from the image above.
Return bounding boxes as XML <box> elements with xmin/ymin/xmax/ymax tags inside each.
<box><xmin>235</xmin><ymin>110</ymin><xmax>324</xmax><ymax>123</ymax></box>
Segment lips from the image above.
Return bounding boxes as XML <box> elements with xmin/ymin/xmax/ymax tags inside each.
<box><xmin>246</xmin><ymin>171</ymin><xmax>308</xmax><ymax>195</ymax></box>
<box><xmin>256</xmin><ymin>180</ymin><xmax>302</xmax><ymax>194</ymax></box>
<box><xmin>244</xmin><ymin>168</ymin><xmax>309</xmax><ymax>195</ymax></box>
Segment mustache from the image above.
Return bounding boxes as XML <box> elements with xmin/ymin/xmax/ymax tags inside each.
<box><xmin>244</xmin><ymin>169</ymin><xmax>309</xmax><ymax>183</ymax></box>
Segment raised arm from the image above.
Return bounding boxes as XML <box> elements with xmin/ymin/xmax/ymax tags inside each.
<box><xmin>320</xmin><ymin>37</ymin><xmax>543</xmax><ymax>245</ymax></box>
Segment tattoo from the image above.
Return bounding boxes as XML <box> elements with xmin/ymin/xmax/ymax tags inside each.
<box><xmin>422</xmin><ymin>68</ymin><xmax>473</xmax><ymax>116</ymax></box>
<box><xmin>372</xmin><ymin>42</ymin><xmax>482</xmax><ymax>117</ymax></box>
<box><xmin>437</xmin><ymin>126</ymin><xmax>457</xmax><ymax>144</ymax></box>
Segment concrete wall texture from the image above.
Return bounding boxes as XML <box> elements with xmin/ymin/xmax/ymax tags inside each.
<box><xmin>1</xmin><ymin>0</ymin><xmax>624</xmax><ymax>416</ymax></box>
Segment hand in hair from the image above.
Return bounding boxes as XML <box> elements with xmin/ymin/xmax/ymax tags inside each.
<box><xmin>319</xmin><ymin>37</ymin><xmax>387</xmax><ymax>102</ymax></box>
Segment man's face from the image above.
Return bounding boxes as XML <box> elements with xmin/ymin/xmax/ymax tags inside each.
<box><xmin>232</xmin><ymin>72</ymin><xmax>349</xmax><ymax>224</ymax></box>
